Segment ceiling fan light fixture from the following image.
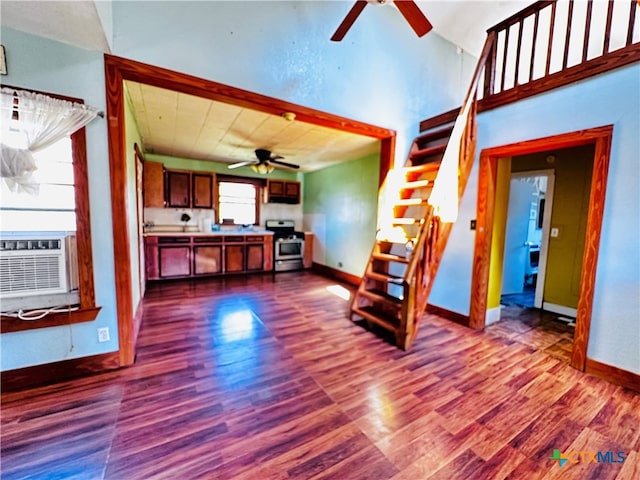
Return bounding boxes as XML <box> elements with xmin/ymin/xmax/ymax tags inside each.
<box><xmin>251</xmin><ymin>163</ymin><xmax>274</xmax><ymax>174</ymax></box>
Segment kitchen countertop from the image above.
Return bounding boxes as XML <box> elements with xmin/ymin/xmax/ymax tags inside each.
<box><xmin>144</xmin><ymin>230</ymin><xmax>274</xmax><ymax>237</ymax></box>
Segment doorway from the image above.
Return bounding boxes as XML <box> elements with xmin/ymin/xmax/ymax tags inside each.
<box><xmin>469</xmin><ymin>125</ymin><xmax>613</xmax><ymax>371</ymax></box>
<box><xmin>500</xmin><ymin>170</ymin><xmax>554</xmax><ymax>310</ymax></box>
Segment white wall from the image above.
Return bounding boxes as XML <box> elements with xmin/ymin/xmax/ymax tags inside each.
<box><xmin>1</xmin><ymin>28</ymin><xmax>119</xmax><ymax>370</ymax></box>
<box><xmin>111</xmin><ymin>1</ymin><xmax>475</xmax><ymax>164</ymax></box>
<box><xmin>429</xmin><ymin>63</ymin><xmax>640</xmax><ymax>374</ymax></box>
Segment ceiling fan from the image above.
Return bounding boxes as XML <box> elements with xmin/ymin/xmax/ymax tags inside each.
<box><xmin>228</xmin><ymin>148</ymin><xmax>300</xmax><ymax>174</ymax></box>
<box><xmin>331</xmin><ymin>0</ymin><xmax>432</xmax><ymax>42</ymax></box>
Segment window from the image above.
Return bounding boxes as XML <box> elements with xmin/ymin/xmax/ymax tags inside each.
<box><xmin>1</xmin><ymin>136</ymin><xmax>76</xmax><ymax>231</ymax></box>
<box><xmin>217</xmin><ymin>180</ymin><xmax>259</xmax><ymax>225</ymax></box>
<box><xmin>0</xmin><ymin>87</ymin><xmax>99</xmax><ymax>331</ymax></box>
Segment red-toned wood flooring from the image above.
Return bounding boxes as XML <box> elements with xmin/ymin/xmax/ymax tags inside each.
<box><xmin>2</xmin><ymin>272</ymin><xmax>639</xmax><ymax>479</ymax></box>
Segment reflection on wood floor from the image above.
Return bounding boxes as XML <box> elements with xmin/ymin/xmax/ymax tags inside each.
<box><xmin>2</xmin><ymin>272</ymin><xmax>639</xmax><ymax>479</ymax></box>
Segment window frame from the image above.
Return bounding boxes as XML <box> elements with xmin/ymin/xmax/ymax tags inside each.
<box><xmin>0</xmin><ymin>86</ymin><xmax>100</xmax><ymax>333</ymax></box>
<box><xmin>215</xmin><ymin>174</ymin><xmax>264</xmax><ymax>226</ymax></box>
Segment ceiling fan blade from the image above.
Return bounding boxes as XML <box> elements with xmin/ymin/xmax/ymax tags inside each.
<box><xmin>394</xmin><ymin>0</ymin><xmax>432</xmax><ymax>37</ymax></box>
<box><xmin>270</xmin><ymin>159</ymin><xmax>300</xmax><ymax>170</ymax></box>
<box><xmin>228</xmin><ymin>160</ymin><xmax>256</xmax><ymax>169</ymax></box>
<box><xmin>331</xmin><ymin>0</ymin><xmax>368</xmax><ymax>41</ymax></box>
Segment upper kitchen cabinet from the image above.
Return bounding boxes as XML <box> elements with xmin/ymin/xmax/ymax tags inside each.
<box><xmin>165</xmin><ymin>170</ymin><xmax>214</xmax><ymax>209</ymax></box>
<box><xmin>166</xmin><ymin>171</ymin><xmax>191</xmax><ymax>208</ymax></box>
<box><xmin>192</xmin><ymin>173</ymin><xmax>213</xmax><ymax>209</ymax></box>
<box><xmin>143</xmin><ymin>161</ymin><xmax>165</xmax><ymax>208</ymax></box>
<box><xmin>266</xmin><ymin>180</ymin><xmax>300</xmax><ymax>204</ymax></box>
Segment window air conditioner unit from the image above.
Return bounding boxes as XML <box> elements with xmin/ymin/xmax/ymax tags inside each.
<box><xmin>0</xmin><ymin>233</ymin><xmax>79</xmax><ymax>304</ymax></box>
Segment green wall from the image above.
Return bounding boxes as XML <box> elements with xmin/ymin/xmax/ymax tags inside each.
<box><xmin>146</xmin><ymin>153</ymin><xmax>299</xmax><ymax>181</ymax></box>
<box><xmin>303</xmin><ymin>153</ymin><xmax>380</xmax><ymax>276</ymax></box>
<box><xmin>512</xmin><ymin>145</ymin><xmax>594</xmax><ymax>308</ymax></box>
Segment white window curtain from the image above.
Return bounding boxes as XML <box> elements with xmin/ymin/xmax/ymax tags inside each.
<box><xmin>0</xmin><ymin>87</ymin><xmax>99</xmax><ymax>194</ymax></box>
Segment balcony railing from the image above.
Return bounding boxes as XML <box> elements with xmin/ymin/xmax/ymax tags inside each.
<box><xmin>420</xmin><ymin>0</ymin><xmax>639</xmax><ymax>132</ymax></box>
<box><xmin>482</xmin><ymin>0</ymin><xmax>639</xmax><ymax>97</ymax></box>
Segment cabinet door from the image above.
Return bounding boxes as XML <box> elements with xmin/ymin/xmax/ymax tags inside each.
<box><xmin>144</xmin><ymin>237</ymin><xmax>160</xmax><ymax>280</ymax></box>
<box><xmin>285</xmin><ymin>181</ymin><xmax>300</xmax><ymax>199</ymax></box>
<box><xmin>194</xmin><ymin>245</ymin><xmax>222</xmax><ymax>275</ymax></box>
<box><xmin>268</xmin><ymin>180</ymin><xmax>284</xmax><ymax>196</ymax></box>
<box><xmin>225</xmin><ymin>244</ymin><xmax>245</xmax><ymax>273</ymax></box>
<box><xmin>192</xmin><ymin>173</ymin><xmax>213</xmax><ymax>209</ymax></box>
<box><xmin>166</xmin><ymin>171</ymin><xmax>190</xmax><ymax>208</ymax></box>
<box><xmin>303</xmin><ymin>233</ymin><xmax>313</xmax><ymax>269</ymax></box>
<box><xmin>143</xmin><ymin>161</ymin><xmax>165</xmax><ymax>208</ymax></box>
<box><xmin>246</xmin><ymin>243</ymin><xmax>264</xmax><ymax>271</ymax></box>
<box><xmin>159</xmin><ymin>246</ymin><xmax>191</xmax><ymax>277</ymax></box>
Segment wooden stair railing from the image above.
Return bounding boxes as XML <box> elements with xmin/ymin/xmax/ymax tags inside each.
<box><xmin>350</xmin><ymin>32</ymin><xmax>497</xmax><ymax>350</ymax></box>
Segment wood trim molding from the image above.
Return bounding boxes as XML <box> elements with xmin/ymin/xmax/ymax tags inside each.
<box><xmin>469</xmin><ymin>125</ymin><xmax>613</xmax><ymax>372</ymax></box>
<box><xmin>103</xmin><ymin>54</ymin><xmax>396</xmax><ymax>368</ymax></box>
<box><xmin>585</xmin><ymin>358</ymin><xmax>640</xmax><ymax>393</ymax></box>
<box><xmin>426</xmin><ymin>304</ymin><xmax>470</xmax><ymax>327</ymax></box>
<box><xmin>311</xmin><ymin>262</ymin><xmax>361</xmax><ymax>287</ymax></box>
<box><xmin>1</xmin><ymin>308</ymin><xmax>101</xmax><ymax>333</ymax></box>
<box><xmin>1</xmin><ymin>351</ymin><xmax>120</xmax><ymax>392</ymax></box>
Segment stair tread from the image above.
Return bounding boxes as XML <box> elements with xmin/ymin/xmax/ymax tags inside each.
<box><xmin>394</xmin><ymin>198</ymin><xmax>428</xmax><ymax>207</ymax></box>
<box><xmin>352</xmin><ymin>305</ymin><xmax>399</xmax><ymax>332</ymax></box>
<box><xmin>359</xmin><ymin>288</ymin><xmax>403</xmax><ymax>306</ymax></box>
<box><xmin>372</xmin><ymin>252</ymin><xmax>410</xmax><ymax>263</ymax></box>
<box><xmin>365</xmin><ymin>270</ymin><xmax>404</xmax><ymax>283</ymax></box>
<box><xmin>401</xmin><ymin>179</ymin><xmax>432</xmax><ymax>189</ymax></box>
<box><xmin>410</xmin><ymin>144</ymin><xmax>447</xmax><ymax>160</ymax></box>
<box><xmin>415</xmin><ymin>125</ymin><xmax>455</xmax><ymax>144</ymax></box>
<box><xmin>401</xmin><ymin>163</ymin><xmax>441</xmax><ymax>174</ymax></box>
<box><xmin>391</xmin><ymin>218</ymin><xmax>419</xmax><ymax>225</ymax></box>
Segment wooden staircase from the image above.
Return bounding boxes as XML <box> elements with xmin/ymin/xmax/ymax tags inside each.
<box><xmin>349</xmin><ymin>33</ymin><xmax>496</xmax><ymax>350</ymax></box>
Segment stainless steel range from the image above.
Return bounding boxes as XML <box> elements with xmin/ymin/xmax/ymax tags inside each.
<box><xmin>265</xmin><ymin>220</ymin><xmax>305</xmax><ymax>272</ymax></box>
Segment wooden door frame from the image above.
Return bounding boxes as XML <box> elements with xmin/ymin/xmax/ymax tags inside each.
<box><xmin>469</xmin><ymin>125</ymin><xmax>613</xmax><ymax>371</ymax></box>
<box><xmin>104</xmin><ymin>54</ymin><xmax>396</xmax><ymax>366</ymax></box>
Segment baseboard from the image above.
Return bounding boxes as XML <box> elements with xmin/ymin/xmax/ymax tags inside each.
<box><xmin>485</xmin><ymin>306</ymin><xmax>502</xmax><ymax>325</ymax></box>
<box><xmin>427</xmin><ymin>304</ymin><xmax>470</xmax><ymax>327</ymax></box>
<box><xmin>542</xmin><ymin>302</ymin><xmax>577</xmax><ymax>318</ymax></box>
<box><xmin>1</xmin><ymin>351</ymin><xmax>120</xmax><ymax>392</ymax></box>
<box><xmin>585</xmin><ymin>358</ymin><xmax>640</xmax><ymax>393</ymax></box>
<box><xmin>311</xmin><ymin>262</ymin><xmax>361</xmax><ymax>286</ymax></box>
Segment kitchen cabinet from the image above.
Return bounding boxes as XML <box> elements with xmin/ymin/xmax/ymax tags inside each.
<box><xmin>159</xmin><ymin>245</ymin><xmax>191</xmax><ymax>278</ymax></box>
<box><xmin>192</xmin><ymin>173</ymin><xmax>214</xmax><ymax>209</ymax></box>
<box><xmin>193</xmin><ymin>237</ymin><xmax>222</xmax><ymax>275</ymax></box>
<box><xmin>246</xmin><ymin>238</ymin><xmax>265</xmax><ymax>271</ymax></box>
<box><xmin>165</xmin><ymin>170</ymin><xmax>214</xmax><ymax>209</ymax></box>
<box><xmin>266</xmin><ymin>180</ymin><xmax>300</xmax><ymax>204</ymax></box>
<box><xmin>143</xmin><ymin>161</ymin><xmax>165</xmax><ymax>208</ymax></box>
<box><xmin>166</xmin><ymin>171</ymin><xmax>191</xmax><ymax>208</ymax></box>
<box><xmin>303</xmin><ymin>233</ymin><xmax>314</xmax><ymax>269</ymax></box>
<box><xmin>145</xmin><ymin>234</ymin><xmax>273</xmax><ymax>280</ymax></box>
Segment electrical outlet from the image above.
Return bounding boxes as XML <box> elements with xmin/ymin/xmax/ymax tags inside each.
<box><xmin>98</xmin><ymin>327</ymin><xmax>110</xmax><ymax>343</ymax></box>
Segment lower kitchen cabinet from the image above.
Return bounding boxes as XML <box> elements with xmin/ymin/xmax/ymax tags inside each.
<box><xmin>193</xmin><ymin>245</ymin><xmax>222</xmax><ymax>275</ymax></box>
<box><xmin>246</xmin><ymin>243</ymin><xmax>264</xmax><ymax>271</ymax></box>
<box><xmin>225</xmin><ymin>244</ymin><xmax>245</xmax><ymax>273</ymax></box>
<box><xmin>159</xmin><ymin>246</ymin><xmax>191</xmax><ymax>278</ymax></box>
<box><xmin>146</xmin><ymin>234</ymin><xmax>274</xmax><ymax>280</ymax></box>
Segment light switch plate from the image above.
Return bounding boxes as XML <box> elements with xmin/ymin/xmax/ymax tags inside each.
<box><xmin>550</xmin><ymin>227</ymin><xmax>559</xmax><ymax>238</ymax></box>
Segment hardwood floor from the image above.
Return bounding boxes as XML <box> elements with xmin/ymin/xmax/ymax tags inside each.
<box><xmin>2</xmin><ymin>272</ymin><xmax>639</xmax><ymax>479</ymax></box>
<box><xmin>486</xmin><ymin>305</ymin><xmax>575</xmax><ymax>364</ymax></box>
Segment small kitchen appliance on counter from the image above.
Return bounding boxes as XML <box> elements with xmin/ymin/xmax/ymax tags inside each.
<box><xmin>265</xmin><ymin>220</ymin><xmax>305</xmax><ymax>272</ymax></box>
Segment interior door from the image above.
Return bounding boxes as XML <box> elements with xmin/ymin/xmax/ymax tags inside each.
<box><xmin>501</xmin><ymin>177</ymin><xmax>534</xmax><ymax>295</ymax></box>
